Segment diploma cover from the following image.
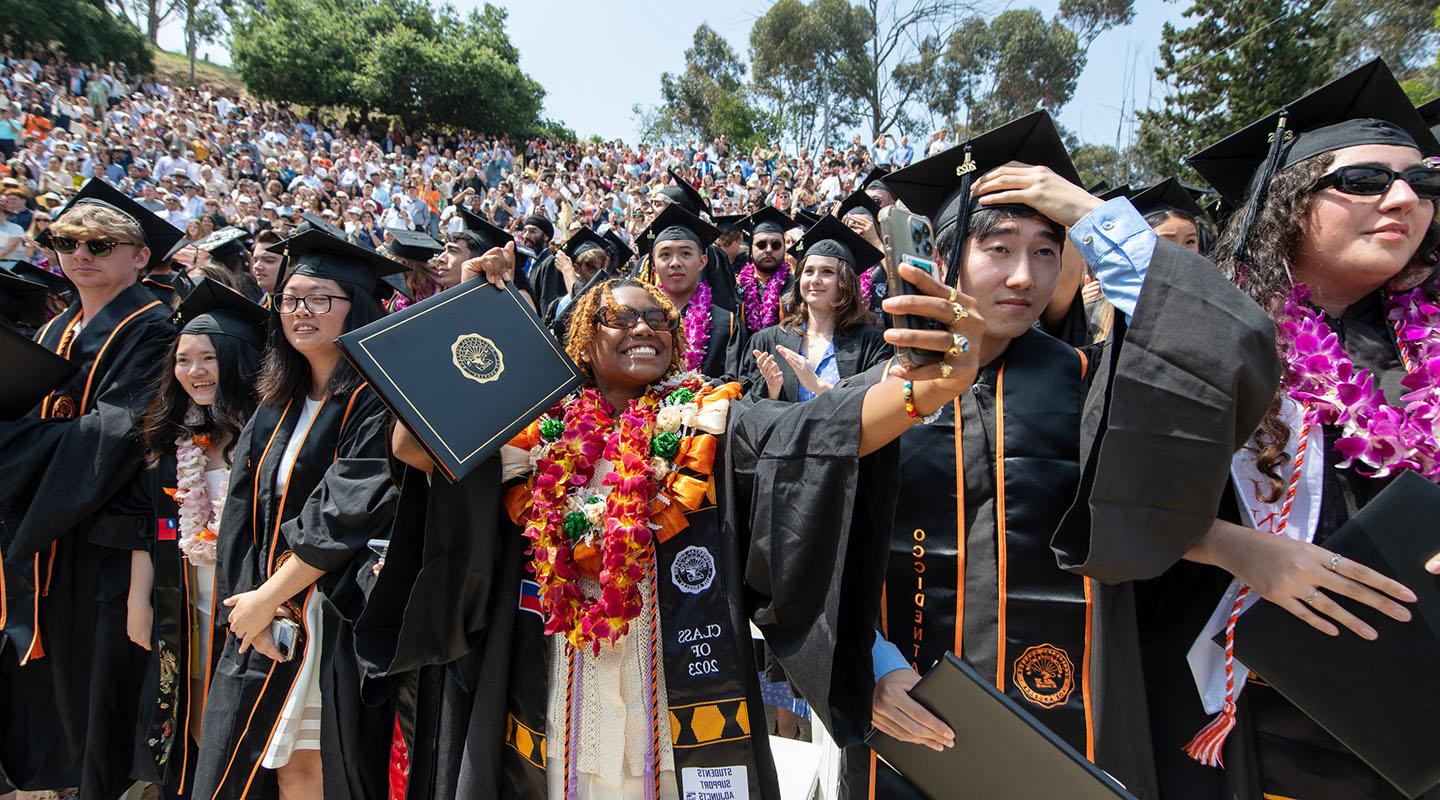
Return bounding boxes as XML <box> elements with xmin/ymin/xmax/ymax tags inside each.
<box><xmin>0</xmin><ymin>325</ymin><xmax>78</xmax><ymax>419</ymax></box>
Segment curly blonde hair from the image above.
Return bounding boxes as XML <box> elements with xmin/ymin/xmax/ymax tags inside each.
<box><xmin>564</xmin><ymin>277</ymin><xmax>687</xmax><ymax>381</ymax></box>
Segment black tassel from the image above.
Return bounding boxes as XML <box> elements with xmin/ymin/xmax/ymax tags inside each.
<box><xmin>1230</xmin><ymin>111</ymin><xmax>1291</xmax><ymax>263</ymax></box>
<box><xmin>946</xmin><ymin>144</ymin><xmax>976</xmax><ymax>289</ymax></box>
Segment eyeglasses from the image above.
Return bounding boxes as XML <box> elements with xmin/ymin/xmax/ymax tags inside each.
<box><xmin>1314</xmin><ymin>164</ymin><xmax>1440</xmax><ymax>200</ymax></box>
<box><xmin>753</xmin><ymin>239</ymin><xmax>785</xmax><ymax>251</ymax></box>
<box><xmin>595</xmin><ymin>304</ymin><xmax>679</xmax><ymax>332</ymax></box>
<box><xmin>276</xmin><ymin>293</ymin><xmax>350</xmax><ymax>315</ymax></box>
<box><xmin>48</xmin><ymin>236</ymin><xmax>140</xmax><ymax>258</ymax></box>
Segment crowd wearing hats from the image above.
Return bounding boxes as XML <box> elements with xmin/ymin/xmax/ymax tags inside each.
<box><xmin>3</xmin><ymin>30</ymin><xmax>1440</xmax><ymax>800</ymax></box>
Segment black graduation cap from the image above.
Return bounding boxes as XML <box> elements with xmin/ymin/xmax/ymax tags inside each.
<box><xmin>787</xmin><ymin>214</ymin><xmax>884</xmax><ymax>273</ymax></box>
<box><xmin>562</xmin><ymin>227</ymin><xmax>610</xmax><ymax>261</ymax></box>
<box><xmin>634</xmin><ymin>203</ymin><xmax>720</xmax><ymax>259</ymax></box>
<box><xmin>296</xmin><ymin>210</ymin><xmax>350</xmax><ymax>241</ymax></box>
<box><xmin>740</xmin><ymin>206</ymin><xmax>794</xmax><ymax>237</ymax></box>
<box><xmin>45</xmin><ymin>178</ymin><xmax>188</xmax><ymax>271</ymax></box>
<box><xmin>456</xmin><ymin>206</ymin><xmax>514</xmax><ymax>252</ymax></box>
<box><xmin>385</xmin><ymin>228</ymin><xmax>443</xmax><ymax>261</ymax></box>
<box><xmin>885</xmin><ymin>111</ymin><xmax>1079</xmax><ymax>237</ymax></box>
<box><xmin>173</xmin><ymin>277</ymin><xmax>268</xmax><ymax>349</ymax></box>
<box><xmin>1087</xmin><ymin>179</ymin><xmax>1112</xmax><ymax>195</ymax></box>
<box><xmin>1097</xmin><ymin>183</ymin><xmax>1131</xmax><ymax>201</ymax></box>
<box><xmin>1189</xmin><ymin>59</ymin><xmax>1439</xmax><ymax>259</ymax></box>
<box><xmin>190</xmin><ymin>226</ymin><xmax>251</xmax><ymax>270</ymax></box>
<box><xmin>1127</xmin><ymin>178</ymin><xmax>1210</xmax><ymax>221</ymax></box>
<box><xmin>861</xmin><ymin>166</ymin><xmax>892</xmax><ymax>192</ymax></box>
<box><xmin>278</xmin><ymin>226</ymin><xmax>407</xmax><ymax>300</ymax></box>
<box><xmin>712</xmin><ymin>214</ymin><xmax>746</xmax><ymax>234</ymax></box>
<box><xmin>836</xmin><ymin>186</ymin><xmax>881</xmax><ymax>220</ymax></box>
<box><xmin>6</xmin><ymin>261</ymin><xmax>73</xmax><ymax>298</ymax></box>
<box><xmin>791</xmin><ymin>208</ymin><xmax>821</xmax><ymax>229</ymax></box>
<box><xmin>1416</xmin><ymin>97</ymin><xmax>1440</xmax><ymax>142</ymax></box>
<box><xmin>0</xmin><ymin>268</ymin><xmax>50</xmax><ymax>328</ymax></box>
<box><xmin>1190</xmin><ymin>60</ymin><xmax>1438</xmax><ymax>206</ymax></box>
<box><xmin>661</xmin><ymin>167</ymin><xmax>710</xmax><ymax>216</ymax></box>
<box><xmin>601</xmin><ymin>228</ymin><xmax>635</xmax><ymax>266</ymax></box>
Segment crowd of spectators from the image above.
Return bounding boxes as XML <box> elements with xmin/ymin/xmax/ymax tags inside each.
<box><xmin>0</xmin><ymin>49</ymin><xmax>956</xmax><ymax>272</ymax></box>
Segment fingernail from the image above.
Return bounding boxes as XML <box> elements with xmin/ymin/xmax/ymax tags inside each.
<box><xmin>1396</xmin><ymin>607</ymin><xmax>1412</xmax><ymax>622</ymax></box>
<box><xmin>1426</xmin><ymin>559</ymin><xmax>1440</xmax><ymax>575</ymax></box>
<box><xmin>1325</xmin><ymin>626</ymin><xmax>1339</xmax><ymax>637</ymax></box>
<box><xmin>1400</xmin><ymin>586</ymin><xmax>1418</xmax><ymax>602</ymax></box>
<box><xmin>1362</xmin><ymin>626</ymin><xmax>1378</xmax><ymax>640</ymax></box>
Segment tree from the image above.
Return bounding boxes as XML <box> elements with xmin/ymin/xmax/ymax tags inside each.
<box><xmin>654</xmin><ymin>23</ymin><xmax>778</xmax><ymax>148</ymax></box>
<box><xmin>110</xmin><ymin>0</ymin><xmax>182</xmax><ymax>46</ymax></box>
<box><xmin>1133</xmin><ymin>0</ymin><xmax>1336</xmax><ymax>180</ymax></box>
<box><xmin>750</xmin><ymin>0</ymin><xmax>870</xmax><ymax>151</ymax></box>
<box><xmin>852</xmin><ymin>0</ymin><xmax>975</xmax><ymax>142</ymax></box>
<box><xmin>8</xmin><ymin>0</ymin><xmax>151</xmax><ymax>70</ymax></box>
<box><xmin>1321</xmin><ymin>0</ymin><xmax>1440</xmax><ymax>78</ymax></box>
<box><xmin>230</xmin><ymin>0</ymin><xmax>366</xmax><ymax>109</ymax></box>
<box><xmin>181</xmin><ymin>0</ymin><xmax>226</xmax><ymax>86</ymax></box>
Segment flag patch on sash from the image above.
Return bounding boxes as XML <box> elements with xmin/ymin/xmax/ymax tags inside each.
<box><xmin>518</xmin><ymin>580</ymin><xmax>543</xmax><ymax>618</ymax></box>
<box><xmin>157</xmin><ymin>518</ymin><xmax>179</xmax><ymax>541</ymax></box>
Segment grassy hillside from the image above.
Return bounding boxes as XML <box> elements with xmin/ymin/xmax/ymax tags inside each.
<box><xmin>151</xmin><ymin>49</ymin><xmax>247</xmax><ymax>96</ymax></box>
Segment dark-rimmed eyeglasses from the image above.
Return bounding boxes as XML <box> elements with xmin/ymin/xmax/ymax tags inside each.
<box><xmin>277</xmin><ymin>293</ymin><xmax>350</xmax><ymax>315</ymax></box>
<box><xmin>48</xmin><ymin>236</ymin><xmax>141</xmax><ymax>258</ymax></box>
<box><xmin>595</xmin><ymin>304</ymin><xmax>679</xmax><ymax>332</ymax></box>
<box><xmin>1314</xmin><ymin>164</ymin><xmax>1440</xmax><ymax>200</ymax></box>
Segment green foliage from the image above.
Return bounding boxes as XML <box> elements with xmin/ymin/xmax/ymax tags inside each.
<box><xmin>1321</xmin><ymin>0</ymin><xmax>1440</xmax><ymax>77</ymax></box>
<box><xmin>5</xmin><ymin>0</ymin><xmax>152</xmax><ymax>72</ymax></box>
<box><xmin>651</xmin><ymin>23</ymin><xmax>779</xmax><ymax>149</ymax></box>
<box><xmin>1133</xmin><ymin>0</ymin><xmax>1337</xmax><ymax>180</ymax></box>
<box><xmin>229</xmin><ymin>0</ymin><xmax>543</xmax><ymax>135</ymax></box>
<box><xmin>932</xmin><ymin>8</ymin><xmax>1084</xmax><ymax>133</ymax></box>
<box><xmin>749</xmin><ymin>0</ymin><xmax>870</xmax><ymax>149</ymax></box>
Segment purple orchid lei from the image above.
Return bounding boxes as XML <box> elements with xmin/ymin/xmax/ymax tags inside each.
<box><xmin>859</xmin><ymin>268</ymin><xmax>876</xmax><ymax>309</ymax></box>
<box><xmin>1280</xmin><ymin>283</ymin><xmax>1440</xmax><ymax>479</ymax></box>
<box><xmin>739</xmin><ymin>261</ymin><xmax>790</xmax><ymax>331</ymax></box>
<box><xmin>680</xmin><ymin>279</ymin><xmax>713</xmax><ymax>373</ymax></box>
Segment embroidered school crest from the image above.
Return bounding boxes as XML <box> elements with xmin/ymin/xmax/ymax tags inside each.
<box><xmin>670</xmin><ymin>545</ymin><xmax>716</xmax><ymax>595</ymax></box>
<box><xmin>1013</xmin><ymin>643</ymin><xmax>1076</xmax><ymax>709</ymax></box>
<box><xmin>49</xmin><ymin>394</ymin><xmax>76</xmax><ymax>419</ymax></box>
<box><xmin>450</xmin><ymin>333</ymin><xmax>505</xmax><ymax>385</ymax></box>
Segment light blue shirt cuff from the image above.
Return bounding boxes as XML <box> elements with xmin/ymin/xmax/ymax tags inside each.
<box><xmin>1067</xmin><ymin>197</ymin><xmax>1156</xmax><ymax>319</ymax></box>
<box><xmin>872</xmin><ymin>631</ymin><xmax>911</xmax><ymax>680</ymax></box>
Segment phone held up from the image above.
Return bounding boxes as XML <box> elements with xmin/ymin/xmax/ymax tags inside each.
<box><xmin>879</xmin><ymin>206</ymin><xmax>946</xmax><ymax>367</ymax></box>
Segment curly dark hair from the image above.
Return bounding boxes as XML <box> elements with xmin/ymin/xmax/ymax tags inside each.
<box><xmin>564</xmin><ymin>277</ymin><xmax>687</xmax><ymax>382</ymax></box>
<box><xmin>138</xmin><ymin>332</ymin><xmax>262</xmax><ymax>468</ymax></box>
<box><xmin>1219</xmin><ymin>151</ymin><xmax>1440</xmax><ymax>499</ymax></box>
<box><xmin>779</xmin><ymin>255</ymin><xmax>875</xmax><ymax>333</ymax></box>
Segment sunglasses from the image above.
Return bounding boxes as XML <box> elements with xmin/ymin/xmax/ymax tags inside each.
<box><xmin>753</xmin><ymin>239</ymin><xmax>785</xmax><ymax>251</ymax></box>
<box><xmin>48</xmin><ymin>236</ymin><xmax>140</xmax><ymax>258</ymax></box>
<box><xmin>595</xmin><ymin>304</ymin><xmax>679</xmax><ymax>332</ymax></box>
<box><xmin>1313</xmin><ymin>164</ymin><xmax>1440</xmax><ymax>200</ymax></box>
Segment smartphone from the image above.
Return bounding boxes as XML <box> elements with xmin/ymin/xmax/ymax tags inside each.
<box><xmin>366</xmin><ymin>538</ymin><xmax>390</xmax><ymax>559</ymax></box>
<box><xmin>269</xmin><ymin>617</ymin><xmax>300</xmax><ymax>662</ymax></box>
<box><xmin>879</xmin><ymin>206</ymin><xmax>946</xmax><ymax>366</ymax></box>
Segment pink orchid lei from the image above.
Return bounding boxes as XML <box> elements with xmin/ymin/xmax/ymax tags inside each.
<box><xmin>680</xmin><ymin>279</ymin><xmax>713</xmax><ymax>373</ymax></box>
<box><xmin>739</xmin><ymin>261</ymin><xmax>790</xmax><ymax>331</ymax></box>
<box><xmin>859</xmin><ymin>267</ymin><xmax>876</xmax><ymax>309</ymax></box>
<box><xmin>1279</xmin><ymin>283</ymin><xmax>1440</xmax><ymax>479</ymax></box>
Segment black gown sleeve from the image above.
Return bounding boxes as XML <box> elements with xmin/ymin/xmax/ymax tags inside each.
<box><xmin>738</xmin><ymin>327</ymin><xmax>775</xmax><ymax>397</ymax></box>
<box><xmin>1052</xmin><ymin>241</ymin><xmax>1281</xmax><ymax>583</ymax></box>
<box><xmin>723</xmin><ymin>311</ymin><xmax>751</xmax><ymax>382</ymax></box>
<box><xmin>726</xmin><ymin>368</ymin><xmax>900</xmax><ymax>746</ymax></box>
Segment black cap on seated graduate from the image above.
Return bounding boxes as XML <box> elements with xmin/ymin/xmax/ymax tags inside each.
<box><xmin>277</xmin><ymin>226</ymin><xmax>407</xmax><ymax>300</ymax></box>
<box><xmin>739</xmin><ymin>206</ymin><xmax>793</xmax><ymax>238</ymax></box>
<box><xmin>0</xmin><ymin>268</ymin><xmax>50</xmax><ymax>328</ymax></box>
<box><xmin>861</xmin><ymin>166</ymin><xmax>892</xmax><ymax>194</ymax></box>
<box><xmin>601</xmin><ymin>228</ymin><xmax>635</xmax><ymax>267</ymax></box>
<box><xmin>661</xmin><ymin>167</ymin><xmax>710</xmax><ymax>216</ymax></box>
<box><xmin>173</xmin><ymin>277</ymin><xmax>269</xmax><ymax>349</ymax></box>
<box><xmin>385</xmin><ymin>228</ymin><xmax>443</xmax><ymax>261</ymax></box>
<box><xmin>44</xmin><ymin>178</ymin><xmax>188</xmax><ymax>271</ymax></box>
<box><xmin>791</xmin><ymin>208</ymin><xmax>821</xmax><ymax>229</ymax></box>
<box><xmin>457</xmin><ymin>206</ymin><xmax>514</xmax><ymax>252</ymax></box>
<box><xmin>1416</xmin><ymin>97</ymin><xmax>1440</xmax><ymax>143</ymax></box>
<box><xmin>836</xmin><ymin>186</ymin><xmax>881</xmax><ymax>221</ymax></box>
<box><xmin>1127</xmin><ymin>178</ymin><xmax>1211</xmax><ymax>222</ymax></box>
<box><xmin>190</xmin><ymin>226</ymin><xmax>250</xmax><ymax>258</ymax></box>
<box><xmin>1189</xmin><ymin>59</ymin><xmax>1439</xmax><ymax>259</ymax></box>
<box><xmin>787</xmin><ymin>213</ymin><xmax>884</xmax><ymax>273</ymax></box>
<box><xmin>563</xmin><ymin>227</ymin><xmax>610</xmax><ymax>261</ymax></box>
<box><xmin>884</xmin><ymin>111</ymin><xmax>1080</xmax><ymax>239</ymax></box>
<box><xmin>6</xmin><ymin>261</ymin><xmax>73</xmax><ymax>297</ymax></box>
<box><xmin>634</xmin><ymin>203</ymin><xmax>720</xmax><ymax>259</ymax></box>
<box><xmin>711</xmin><ymin>214</ymin><xmax>746</xmax><ymax>234</ymax></box>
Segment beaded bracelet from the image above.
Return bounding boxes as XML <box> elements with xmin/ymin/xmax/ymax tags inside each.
<box><xmin>903</xmin><ymin>380</ymin><xmax>919</xmax><ymax>418</ymax></box>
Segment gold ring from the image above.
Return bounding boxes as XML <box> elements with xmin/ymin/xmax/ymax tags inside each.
<box><xmin>946</xmin><ymin>334</ymin><xmax>971</xmax><ymax>358</ymax></box>
<box><xmin>939</xmin><ymin>362</ymin><xmax>953</xmax><ymax>379</ymax></box>
<box><xmin>951</xmin><ymin>302</ymin><xmax>968</xmax><ymax>325</ymax></box>
<box><xmin>947</xmin><ymin>286</ymin><xmax>959</xmax><ymax>303</ymax></box>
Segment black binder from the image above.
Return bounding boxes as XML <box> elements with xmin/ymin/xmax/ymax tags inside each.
<box><xmin>1234</xmin><ymin>471</ymin><xmax>1440</xmax><ymax>799</ymax></box>
<box><xmin>865</xmin><ymin>653</ymin><xmax>1135</xmax><ymax>799</ymax></box>
<box><xmin>0</xmin><ymin>325</ymin><xmax>78</xmax><ymax>420</ymax></box>
<box><xmin>337</xmin><ymin>279</ymin><xmax>584</xmax><ymax>481</ymax></box>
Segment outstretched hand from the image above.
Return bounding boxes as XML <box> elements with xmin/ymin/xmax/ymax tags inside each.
<box><xmin>462</xmin><ymin>240</ymin><xmax>516</xmax><ymax>288</ymax></box>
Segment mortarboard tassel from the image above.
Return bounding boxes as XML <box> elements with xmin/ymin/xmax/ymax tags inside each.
<box><xmin>945</xmin><ymin>144</ymin><xmax>976</xmax><ymax>289</ymax></box>
<box><xmin>1229</xmin><ymin>111</ymin><xmax>1291</xmax><ymax>264</ymax></box>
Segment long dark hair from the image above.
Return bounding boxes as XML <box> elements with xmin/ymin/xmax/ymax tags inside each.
<box><xmin>779</xmin><ymin>255</ymin><xmax>874</xmax><ymax>333</ymax></box>
<box><xmin>1219</xmin><ymin>151</ymin><xmax>1440</xmax><ymax>499</ymax></box>
<box><xmin>256</xmin><ymin>278</ymin><xmax>385</xmax><ymax>407</ymax></box>
<box><xmin>139</xmin><ymin>332</ymin><xmax>262</xmax><ymax>468</ymax></box>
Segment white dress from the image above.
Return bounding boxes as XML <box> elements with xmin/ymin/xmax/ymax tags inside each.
<box><xmin>261</xmin><ymin>399</ymin><xmax>325</xmax><ymax>769</ymax></box>
<box><xmin>188</xmin><ymin>468</ymin><xmax>226</xmax><ymax>678</ymax></box>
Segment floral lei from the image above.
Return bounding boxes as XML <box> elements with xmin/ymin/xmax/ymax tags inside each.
<box><xmin>1279</xmin><ymin>283</ymin><xmax>1440</xmax><ymax>480</ymax></box>
<box><xmin>521</xmin><ymin>373</ymin><xmax>709</xmax><ymax>653</ymax></box>
<box><xmin>679</xmin><ymin>280</ymin><xmax>713</xmax><ymax>373</ymax></box>
<box><xmin>174</xmin><ymin>407</ymin><xmax>222</xmax><ymax>566</ymax></box>
<box><xmin>859</xmin><ymin>267</ymin><xmax>876</xmax><ymax>310</ymax></box>
<box><xmin>739</xmin><ymin>261</ymin><xmax>789</xmax><ymax>331</ymax></box>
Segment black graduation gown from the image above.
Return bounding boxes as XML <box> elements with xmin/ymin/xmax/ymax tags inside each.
<box><xmin>1141</xmin><ymin>290</ymin><xmax>1440</xmax><ymax>800</ymax></box>
<box><xmin>353</xmin><ymin>380</ymin><xmax>900</xmax><ymax>798</ymax></box>
<box><xmin>526</xmin><ymin>251</ymin><xmax>565</xmax><ymax>316</ymax></box>
<box><xmin>703</xmin><ymin>243</ymin><xmax>739</xmax><ymax>313</ymax></box>
<box><xmin>192</xmin><ymin>386</ymin><xmax>399</xmax><ymax>800</ymax></box>
<box><xmin>692</xmin><ymin>303</ymin><xmax>748</xmax><ymax>381</ymax></box>
<box><xmin>841</xmin><ymin>241</ymin><xmax>1280</xmax><ymax>800</ymax></box>
<box><xmin>0</xmin><ymin>282</ymin><xmax>175</xmax><ymax>798</ymax></box>
<box><xmin>741</xmin><ymin>324</ymin><xmax>891</xmax><ymax>401</ymax></box>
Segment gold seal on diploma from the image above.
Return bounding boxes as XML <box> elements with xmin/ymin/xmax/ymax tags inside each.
<box><xmin>451</xmin><ymin>333</ymin><xmax>505</xmax><ymax>385</ymax></box>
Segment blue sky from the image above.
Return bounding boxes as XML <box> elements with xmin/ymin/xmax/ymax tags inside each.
<box><xmin>160</xmin><ymin>0</ymin><xmax>1189</xmax><ymax>147</ymax></box>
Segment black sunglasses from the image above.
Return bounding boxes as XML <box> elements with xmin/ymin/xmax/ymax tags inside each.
<box><xmin>595</xmin><ymin>304</ymin><xmax>679</xmax><ymax>332</ymax></box>
<box><xmin>1313</xmin><ymin>164</ymin><xmax>1440</xmax><ymax>200</ymax></box>
<box><xmin>753</xmin><ymin>239</ymin><xmax>785</xmax><ymax>251</ymax></box>
<box><xmin>48</xmin><ymin>236</ymin><xmax>141</xmax><ymax>258</ymax></box>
